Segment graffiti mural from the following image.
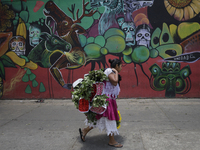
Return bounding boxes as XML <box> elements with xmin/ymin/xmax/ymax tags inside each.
<box><xmin>0</xmin><ymin>0</ymin><xmax>200</xmax><ymax>99</ymax></box>
<box><xmin>149</xmin><ymin>62</ymin><xmax>191</xmax><ymax>98</ymax></box>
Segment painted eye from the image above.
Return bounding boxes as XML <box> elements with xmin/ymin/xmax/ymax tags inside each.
<box><xmin>137</xmin><ymin>33</ymin><xmax>142</xmax><ymax>37</ymax></box>
<box><xmin>163</xmin><ymin>33</ymin><xmax>169</xmax><ymax>42</ymax></box>
<box><xmin>153</xmin><ymin>37</ymin><xmax>159</xmax><ymax>45</ymax></box>
<box><xmin>123</xmin><ymin>27</ymin><xmax>128</xmax><ymax>31</ymax></box>
<box><xmin>19</xmin><ymin>42</ymin><xmax>23</xmax><ymax>47</ymax></box>
<box><xmin>145</xmin><ymin>33</ymin><xmax>150</xmax><ymax>37</ymax></box>
<box><xmin>54</xmin><ymin>39</ymin><xmax>58</xmax><ymax>43</ymax></box>
<box><xmin>12</xmin><ymin>42</ymin><xmax>16</xmax><ymax>46</ymax></box>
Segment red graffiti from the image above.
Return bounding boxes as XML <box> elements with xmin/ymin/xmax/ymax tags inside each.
<box><xmin>33</xmin><ymin>1</ymin><xmax>44</xmax><ymax>12</ymax></box>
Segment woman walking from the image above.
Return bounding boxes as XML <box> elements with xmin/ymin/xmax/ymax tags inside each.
<box><xmin>79</xmin><ymin>58</ymin><xmax>123</xmax><ymax>148</ymax></box>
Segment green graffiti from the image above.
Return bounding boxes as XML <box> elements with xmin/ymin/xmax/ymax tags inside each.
<box><xmin>78</xmin><ymin>34</ymin><xmax>87</xmax><ymax>47</ymax></box>
<box><xmin>149</xmin><ymin>62</ymin><xmax>191</xmax><ymax>98</ymax></box>
<box><xmin>123</xmin><ymin>55</ymin><xmax>132</xmax><ymax>64</ymax></box>
<box><xmin>32</xmin><ymin>80</ymin><xmax>38</xmax><ymax>88</ymax></box>
<box><xmin>87</xmin><ymin>37</ymin><xmax>95</xmax><ymax>44</ymax></box>
<box><xmin>104</xmin><ymin>28</ymin><xmax>125</xmax><ymax>39</ymax></box>
<box><xmin>94</xmin><ymin>36</ymin><xmax>105</xmax><ymax>47</ymax></box>
<box><xmin>22</xmin><ymin>66</ymin><xmax>47</xmax><ymax>94</ymax></box>
<box><xmin>105</xmin><ymin>36</ymin><xmax>126</xmax><ymax>53</ymax></box>
<box><xmin>83</xmin><ymin>28</ymin><xmax>126</xmax><ymax>60</ymax></box>
<box><xmin>122</xmin><ymin>47</ymin><xmax>133</xmax><ymax>56</ymax></box>
<box><xmin>39</xmin><ymin>82</ymin><xmax>46</xmax><ymax>92</ymax></box>
<box><xmin>84</xmin><ymin>43</ymin><xmax>102</xmax><ymax>59</ymax></box>
<box><xmin>131</xmin><ymin>46</ymin><xmax>149</xmax><ymax>64</ymax></box>
<box><xmin>22</xmin><ymin>73</ymin><xmax>29</xmax><ymax>82</ymax></box>
<box><xmin>29</xmin><ymin>73</ymin><xmax>36</xmax><ymax>81</ymax></box>
<box><xmin>150</xmin><ymin>23</ymin><xmax>183</xmax><ymax>59</ymax></box>
<box><xmin>25</xmin><ymin>84</ymin><xmax>32</xmax><ymax>94</ymax></box>
<box><xmin>80</xmin><ymin>16</ymin><xmax>94</xmax><ymax>30</ymax></box>
<box><xmin>100</xmin><ymin>48</ymin><xmax>108</xmax><ymax>55</ymax></box>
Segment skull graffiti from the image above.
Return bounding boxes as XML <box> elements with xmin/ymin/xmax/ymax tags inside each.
<box><xmin>9</xmin><ymin>36</ymin><xmax>26</xmax><ymax>56</ymax></box>
<box><xmin>135</xmin><ymin>24</ymin><xmax>151</xmax><ymax>47</ymax></box>
<box><xmin>121</xmin><ymin>21</ymin><xmax>136</xmax><ymax>46</ymax></box>
<box><xmin>29</xmin><ymin>24</ymin><xmax>41</xmax><ymax>46</ymax></box>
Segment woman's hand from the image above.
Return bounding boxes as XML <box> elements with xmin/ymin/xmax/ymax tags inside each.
<box><xmin>108</xmin><ymin>68</ymin><xmax>118</xmax><ymax>86</ymax></box>
<box><xmin>112</xmin><ymin>68</ymin><xmax>118</xmax><ymax>73</ymax></box>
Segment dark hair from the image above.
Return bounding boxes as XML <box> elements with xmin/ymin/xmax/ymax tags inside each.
<box><xmin>108</xmin><ymin>58</ymin><xmax>122</xmax><ymax>68</ymax></box>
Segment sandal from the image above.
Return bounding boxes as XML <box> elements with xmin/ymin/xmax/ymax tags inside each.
<box><xmin>108</xmin><ymin>143</ymin><xmax>123</xmax><ymax>148</ymax></box>
<box><xmin>79</xmin><ymin>128</ymin><xmax>85</xmax><ymax>142</ymax></box>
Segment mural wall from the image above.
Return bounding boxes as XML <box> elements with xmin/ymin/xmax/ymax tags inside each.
<box><xmin>0</xmin><ymin>0</ymin><xmax>200</xmax><ymax>99</ymax></box>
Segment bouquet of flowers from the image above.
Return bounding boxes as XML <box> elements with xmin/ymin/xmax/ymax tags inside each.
<box><xmin>72</xmin><ymin>69</ymin><xmax>109</xmax><ymax>125</ymax></box>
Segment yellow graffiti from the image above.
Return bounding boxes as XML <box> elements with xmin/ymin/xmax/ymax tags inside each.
<box><xmin>3</xmin><ymin>69</ymin><xmax>26</xmax><ymax>95</ymax></box>
<box><xmin>6</xmin><ymin>51</ymin><xmax>38</xmax><ymax>70</ymax></box>
<box><xmin>16</xmin><ymin>18</ymin><xmax>27</xmax><ymax>39</ymax></box>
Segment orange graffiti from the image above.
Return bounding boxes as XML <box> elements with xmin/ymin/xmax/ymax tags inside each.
<box><xmin>3</xmin><ymin>69</ymin><xmax>26</xmax><ymax>95</ymax></box>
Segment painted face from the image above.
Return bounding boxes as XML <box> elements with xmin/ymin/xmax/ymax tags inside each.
<box><xmin>121</xmin><ymin>22</ymin><xmax>135</xmax><ymax>45</ymax></box>
<box><xmin>29</xmin><ymin>25</ymin><xmax>41</xmax><ymax>46</ymax></box>
<box><xmin>9</xmin><ymin>36</ymin><xmax>26</xmax><ymax>56</ymax></box>
<box><xmin>136</xmin><ymin>28</ymin><xmax>151</xmax><ymax>47</ymax></box>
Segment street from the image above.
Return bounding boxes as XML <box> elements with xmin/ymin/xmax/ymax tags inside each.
<box><xmin>0</xmin><ymin>98</ymin><xmax>200</xmax><ymax>150</ymax></box>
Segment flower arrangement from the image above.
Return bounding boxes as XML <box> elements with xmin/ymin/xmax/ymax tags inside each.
<box><xmin>72</xmin><ymin>69</ymin><xmax>109</xmax><ymax>124</ymax></box>
<box><xmin>117</xmin><ymin>110</ymin><xmax>122</xmax><ymax>129</ymax></box>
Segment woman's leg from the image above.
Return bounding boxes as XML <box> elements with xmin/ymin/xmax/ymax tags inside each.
<box><xmin>108</xmin><ymin>134</ymin><xmax>123</xmax><ymax>148</ymax></box>
<box><xmin>81</xmin><ymin>126</ymin><xmax>93</xmax><ymax>141</ymax></box>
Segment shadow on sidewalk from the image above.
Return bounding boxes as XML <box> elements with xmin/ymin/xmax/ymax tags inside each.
<box><xmin>78</xmin><ymin>134</ymin><xmax>125</xmax><ymax>150</ymax></box>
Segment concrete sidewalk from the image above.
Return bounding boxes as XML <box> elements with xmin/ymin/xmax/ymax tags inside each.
<box><xmin>0</xmin><ymin>98</ymin><xmax>200</xmax><ymax>150</ymax></box>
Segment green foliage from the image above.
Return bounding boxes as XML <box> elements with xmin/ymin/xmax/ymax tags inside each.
<box><xmin>92</xmin><ymin>95</ymin><xmax>109</xmax><ymax>107</ymax></box>
<box><xmin>87</xmin><ymin>69</ymin><xmax>108</xmax><ymax>82</ymax></box>
<box><xmin>85</xmin><ymin>111</ymin><xmax>98</xmax><ymax>124</ymax></box>
<box><xmin>72</xmin><ymin>69</ymin><xmax>109</xmax><ymax>124</ymax></box>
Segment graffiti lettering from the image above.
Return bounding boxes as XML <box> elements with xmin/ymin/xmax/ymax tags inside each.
<box><xmin>165</xmin><ymin>52</ymin><xmax>200</xmax><ymax>63</ymax></box>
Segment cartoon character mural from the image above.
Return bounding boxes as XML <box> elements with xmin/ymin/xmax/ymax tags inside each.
<box><xmin>42</xmin><ymin>0</ymin><xmax>96</xmax><ymax>89</ymax></box>
<box><xmin>135</xmin><ymin>24</ymin><xmax>151</xmax><ymax>47</ymax></box>
<box><xmin>29</xmin><ymin>24</ymin><xmax>41</xmax><ymax>47</ymax></box>
<box><xmin>149</xmin><ymin>62</ymin><xmax>191</xmax><ymax>98</ymax></box>
<box><xmin>90</xmin><ymin>0</ymin><xmax>124</xmax><ymax>35</ymax></box>
<box><xmin>121</xmin><ymin>20</ymin><xmax>136</xmax><ymax>47</ymax></box>
<box><xmin>9</xmin><ymin>36</ymin><xmax>26</xmax><ymax>56</ymax></box>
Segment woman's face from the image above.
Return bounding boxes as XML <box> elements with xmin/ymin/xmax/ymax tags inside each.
<box><xmin>115</xmin><ymin>64</ymin><xmax>122</xmax><ymax>73</ymax></box>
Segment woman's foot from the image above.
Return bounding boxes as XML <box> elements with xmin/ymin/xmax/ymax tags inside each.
<box><xmin>108</xmin><ymin>142</ymin><xmax>123</xmax><ymax>148</ymax></box>
<box><xmin>79</xmin><ymin>128</ymin><xmax>86</xmax><ymax>142</ymax></box>
<box><xmin>108</xmin><ymin>134</ymin><xmax>123</xmax><ymax>148</ymax></box>
<box><xmin>79</xmin><ymin>127</ymin><xmax>93</xmax><ymax>142</ymax></box>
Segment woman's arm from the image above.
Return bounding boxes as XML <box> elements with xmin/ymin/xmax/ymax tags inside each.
<box><xmin>108</xmin><ymin>68</ymin><xmax>118</xmax><ymax>86</ymax></box>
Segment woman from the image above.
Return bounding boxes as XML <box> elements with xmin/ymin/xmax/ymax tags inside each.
<box><xmin>79</xmin><ymin>58</ymin><xmax>123</xmax><ymax>148</ymax></box>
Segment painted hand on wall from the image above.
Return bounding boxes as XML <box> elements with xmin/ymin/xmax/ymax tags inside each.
<box><xmin>149</xmin><ymin>62</ymin><xmax>191</xmax><ymax>98</ymax></box>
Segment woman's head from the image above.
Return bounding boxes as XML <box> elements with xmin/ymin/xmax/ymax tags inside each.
<box><xmin>109</xmin><ymin>58</ymin><xmax>122</xmax><ymax>73</ymax></box>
